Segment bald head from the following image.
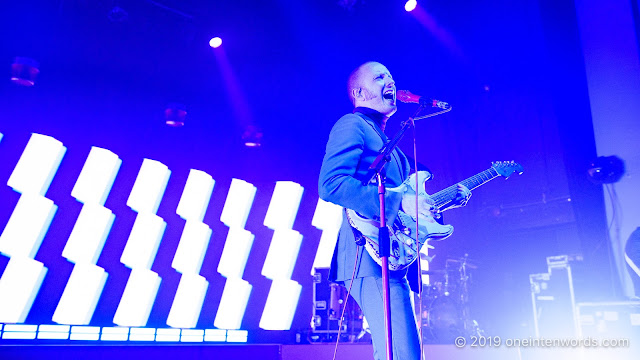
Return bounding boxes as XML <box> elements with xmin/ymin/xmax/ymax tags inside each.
<box><xmin>347</xmin><ymin>61</ymin><xmax>379</xmax><ymax>106</ymax></box>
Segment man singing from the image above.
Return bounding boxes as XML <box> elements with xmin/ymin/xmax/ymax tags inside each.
<box><xmin>318</xmin><ymin>61</ymin><xmax>470</xmax><ymax>360</ymax></box>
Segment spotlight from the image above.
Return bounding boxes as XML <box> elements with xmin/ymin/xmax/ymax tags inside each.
<box><xmin>10</xmin><ymin>57</ymin><xmax>40</xmax><ymax>86</ymax></box>
<box><xmin>165</xmin><ymin>103</ymin><xmax>187</xmax><ymax>127</ymax></box>
<box><xmin>241</xmin><ymin>125</ymin><xmax>263</xmax><ymax>147</ymax></box>
<box><xmin>338</xmin><ymin>0</ymin><xmax>359</xmax><ymax>10</ymax></box>
<box><xmin>405</xmin><ymin>0</ymin><xmax>417</xmax><ymax>12</ymax></box>
<box><xmin>107</xmin><ymin>6</ymin><xmax>129</xmax><ymax>23</ymax></box>
<box><xmin>209</xmin><ymin>37</ymin><xmax>222</xmax><ymax>48</ymax></box>
<box><xmin>587</xmin><ymin>155</ymin><xmax>625</xmax><ymax>184</ymax></box>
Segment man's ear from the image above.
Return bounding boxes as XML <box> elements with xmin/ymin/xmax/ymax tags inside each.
<box><xmin>352</xmin><ymin>87</ymin><xmax>363</xmax><ymax>102</ymax></box>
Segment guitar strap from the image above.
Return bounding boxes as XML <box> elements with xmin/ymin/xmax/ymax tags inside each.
<box><xmin>345</xmin><ymin>208</ymin><xmax>367</xmax><ymax>246</ymax></box>
<box><xmin>351</xmin><ymin>226</ymin><xmax>367</xmax><ymax>246</ymax></box>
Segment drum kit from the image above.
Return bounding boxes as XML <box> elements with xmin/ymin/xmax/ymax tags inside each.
<box><xmin>310</xmin><ymin>255</ymin><xmax>483</xmax><ymax>344</ymax></box>
<box><xmin>419</xmin><ymin>254</ymin><xmax>483</xmax><ymax>343</ymax></box>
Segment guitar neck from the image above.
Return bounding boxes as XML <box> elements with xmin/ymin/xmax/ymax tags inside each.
<box><xmin>431</xmin><ymin>168</ymin><xmax>500</xmax><ymax>208</ymax></box>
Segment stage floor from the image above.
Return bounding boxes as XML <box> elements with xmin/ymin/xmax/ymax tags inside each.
<box><xmin>0</xmin><ymin>343</ymin><xmax>636</xmax><ymax>360</ymax></box>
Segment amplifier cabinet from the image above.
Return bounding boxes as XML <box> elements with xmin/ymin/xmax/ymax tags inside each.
<box><xmin>576</xmin><ymin>301</ymin><xmax>640</xmax><ymax>341</ymax></box>
<box><xmin>530</xmin><ymin>255</ymin><xmax>579</xmax><ymax>337</ymax></box>
<box><xmin>310</xmin><ymin>268</ymin><xmax>366</xmax><ymax>342</ymax></box>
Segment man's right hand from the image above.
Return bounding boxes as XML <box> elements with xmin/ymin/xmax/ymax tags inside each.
<box><xmin>401</xmin><ymin>190</ymin><xmax>437</xmax><ymax>222</ymax></box>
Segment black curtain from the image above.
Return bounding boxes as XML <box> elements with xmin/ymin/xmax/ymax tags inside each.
<box><xmin>537</xmin><ymin>0</ymin><xmax>620</xmax><ymax>299</ymax></box>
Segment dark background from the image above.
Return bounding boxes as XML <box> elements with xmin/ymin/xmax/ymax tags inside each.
<box><xmin>0</xmin><ymin>0</ymin><xmax>616</xmax><ymax>341</ymax></box>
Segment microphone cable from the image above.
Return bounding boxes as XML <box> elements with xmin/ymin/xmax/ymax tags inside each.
<box><xmin>410</xmin><ymin>117</ymin><xmax>426</xmax><ymax>360</ymax></box>
<box><xmin>410</xmin><ymin>103</ymin><xmax>452</xmax><ymax>360</ymax></box>
<box><xmin>331</xmin><ymin>242</ymin><xmax>362</xmax><ymax>360</ymax></box>
<box><xmin>412</xmin><ymin>106</ymin><xmax>452</xmax><ymax>121</ymax></box>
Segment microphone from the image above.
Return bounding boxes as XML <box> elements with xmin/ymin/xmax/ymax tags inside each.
<box><xmin>396</xmin><ymin>90</ymin><xmax>451</xmax><ymax>110</ymax></box>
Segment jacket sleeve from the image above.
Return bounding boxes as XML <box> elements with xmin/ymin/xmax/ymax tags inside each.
<box><xmin>318</xmin><ymin>114</ymin><xmax>403</xmax><ymax>224</ymax></box>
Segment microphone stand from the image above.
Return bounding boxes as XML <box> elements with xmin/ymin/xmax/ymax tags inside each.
<box><xmin>362</xmin><ymin>104</ymin><xmax>425</xmax><ymax>360</ymax></box>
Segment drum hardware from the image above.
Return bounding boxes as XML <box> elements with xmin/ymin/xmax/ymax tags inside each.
<box><xmin>420</xmin><ymin>254</ymin><xmax>483</xmax><ymax>343</ymax></box>
<box><xmin>443</xmin><ymin>264</ymin><xmax>451</xmax><ymax>296</ymax></box>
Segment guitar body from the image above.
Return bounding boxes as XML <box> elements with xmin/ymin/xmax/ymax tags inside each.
<box><xmin>345</xmin><ymin>162</ymin><xmax>523</xmax><ymax>271</ymax></box>
<box><xmin>345</xmin><ymin>171</ymin><xmax>454</xmax><ymax>271</ymax></box>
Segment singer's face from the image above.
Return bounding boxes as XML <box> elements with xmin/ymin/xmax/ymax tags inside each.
<box><xmin>356</xmin><ymin>63</ymin><xmax>397</xmax><ymax>118</ymax></box>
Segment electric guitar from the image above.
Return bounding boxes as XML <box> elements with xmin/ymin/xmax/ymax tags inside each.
<box><xmin>345</xmin><ymin>161</ymin><xmax>523</xmax><ymax>271</ymax></box>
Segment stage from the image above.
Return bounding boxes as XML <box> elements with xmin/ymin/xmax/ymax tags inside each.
<box><xmin>0</xmin><ymin>343</ymin><xmax>636</xmax><ymax>360</ymax></box>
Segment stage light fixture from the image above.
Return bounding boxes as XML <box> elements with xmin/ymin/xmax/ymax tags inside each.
<box><xmin>129</xmin><ymin>327</ymin><xmax>156</xmax><ymax>341</ymax></box>
<box><xmin>100</xmin><ymin>327</ymin><xmax>129</xmax><ymax>341</ymax></box>
<box><xmin>215</xmin><ymin>179</ymin><xmax>257</xmax><ymax>329</ymax></box>
<box><xmin>69</xmin><ymin>326</ymin><xmax>100</xmax><ymax>341</ymax></box>
<box><xmin>338</xmin><ymin>0</ymin><xmax>359</xmax><ymax>10</ymax></box>
<box><xmin>155</xmin><ymin>328</ymin><xmax>180</xmax><ymax>342</ymax></box>
<box><xmin>241</xmin><ymin>125</ymin><xmax>263</xmax><ymax>147</ymax></box>
<box><xmin>172</xmin><ymin>221</ymin><xmax>211</xmax><ymax>275</ymax></box>
<box><xmin>259</xmin><ymin>181</ymin><xmax>304</xmax><ymax>331</ymax></box>
<box><xmin>587</xmin><ymin>155</ymin><xmax>625</xmax><ymax>184</ymax></box>
<box><xmin>165</xmin><ymin>103</ymin><xmax>187</xmax><ymax>127</ymax></box>
<box><xmin>405</xmin><ymin>0</ymin><xmax>417</xmax><ymax>12</ymax></box>
<box><xmin>176</xmin><ymin>169</ymin><xmax>215</xmax><ymax>223</ymax></box>
<box><xmin>107</xmin><ymin>6</ymin><xmax>129</xmax><ymax>23</ymax></box>
<box><xmin>53</xmin><ymin>263</ymin><xmax>108</xmax><ymax>326</ymax></box>
<box><xmin>37</xmin><ymin>325</ymin><xmax>70</xmax><ymax>340</ymax></box>
<box><xmin>2</xmin><ymin>324</ymin><xmax>37</xmax><ymax>339</ymax></box>
<box><xmin>166</xmin><ymin>274</ymin><xmax>208</xmax><ymax>329</ymax></box>
<box><xmin>113</xmin><ymin>269</ymin><xmax>161</xmax><ymax>327</ymax></box>
<box><xmin>126</xmin><ymin>159</ymin><xmax>170</xmax><ymax>214</ymax></box>
<box><xmin>214</xmin><ymin>278</ymin><xmax>252</xmax><ymax>330</ymax></box>
<box><xmin>10</xmin><ymin>57</ymin><xmax>40</xmax><ymax>86</ymax></box>
<box><xmin>180</xmin><ymin>329</ymin><xmax>204</xmax><ymax>342</ymax></box>
<box><xmin>209</xmin><ymin>37</ymin><xmax>222</xmax><ymax>48</ymax></box>
<box><xmin>0</xmin><ymin>257</ymin><xmax>47</xmax><ymax>323</ymax></box>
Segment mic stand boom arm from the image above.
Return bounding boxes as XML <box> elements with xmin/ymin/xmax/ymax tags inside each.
<box><xmin>363</xmin><ymin>105</ymin><xmax>425</xmax><ymax>186</ymax></box>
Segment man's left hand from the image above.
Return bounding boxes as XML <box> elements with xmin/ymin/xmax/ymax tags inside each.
<box><xmin>451</xmin><ymin>184</ymin><xmax>472</xmax><ymax>208</ymax></box>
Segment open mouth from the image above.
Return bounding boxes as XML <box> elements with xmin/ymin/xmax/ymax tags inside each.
<box><xmin>383</xmin><ymin>91</ymin><xmax>395</xmax><ymax>101</ymax></box>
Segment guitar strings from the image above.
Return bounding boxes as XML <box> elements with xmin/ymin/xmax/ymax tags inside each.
<box><xmin>431</xmin><ymin>168</ymin><xmax>499</xmax><ymax>208</ymax></box>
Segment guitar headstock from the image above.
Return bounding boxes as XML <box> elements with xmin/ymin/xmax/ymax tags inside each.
<box><xmin>491</xmin><ymin>161</ymin><xmax>524</xmax><ymax>178</ymax></box>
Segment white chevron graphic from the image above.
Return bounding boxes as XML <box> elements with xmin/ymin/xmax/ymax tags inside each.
<box><xmin>113</xmin><ymin>158</ymin><xmax>170</xmax><ymax>327</ymax></box>
<box><xmin>167</xmin><ymin>169</ymin><xmax>214</xmax><ymax>328</ymax></box>
<box><xmin>0</xmin><ymin>133</ymin><xmax>65</xmax><ymax>323</ymax></box>
<box><xmin>310</xmin><ymin>199</ymin><xmax>343</xmax><ymax>273</ymax></box>
<box><xmin>53</xmin><ymin>147</ymin><xmax>121</xmax><ymax>325</ymax></box>
<box><xmin>214</xmin><ymin>179</ymin><xmax>257</xmax><ymax>330</ymax></box>
<box><xmin>0</xmin><ymin>131</ymin><xmax>346</xmax><ymax>332</ymax></box>
<box><xmin>259</xmin><ymin>181</ymin><xmax>304</xmax><ymax>330</ymax></box>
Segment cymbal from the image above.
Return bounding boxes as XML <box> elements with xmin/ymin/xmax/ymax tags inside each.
<box><xmin>421</xmin><ymin>269</ymin><xmax>456</xmax><ymax>275</ymax></box>
<box><xmin>445</xmin><ymin>258</ymin><xmax>478</xmax><ymax>269</ymax></box>
<box><xmin>419</xmin><ymin>253</ymin><xmax>435</xmax><ymax>261</ymax></box>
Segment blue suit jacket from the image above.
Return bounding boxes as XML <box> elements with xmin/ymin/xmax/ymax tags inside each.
<box><xmin>319</xmin><ymin>108</ymin><xmax>411</xmax><ymax>282</ymax></box>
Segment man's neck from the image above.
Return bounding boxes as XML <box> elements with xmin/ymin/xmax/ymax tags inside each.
<box><xmin>354</xmin><ymin>106</ymin><xmax>390</xmax><ymax>131</ymax></box>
